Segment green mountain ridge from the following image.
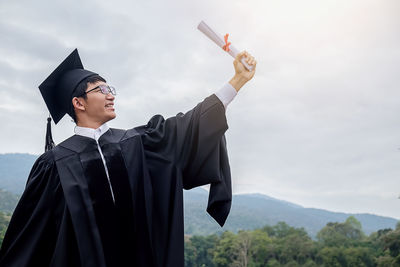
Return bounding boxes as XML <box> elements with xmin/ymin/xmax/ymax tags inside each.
<box><xmin>0</xmin><ymin>153</ymin><xmax>37</xmax><ymax>194</ymax></box>
<box><xmin>184</xmin><ymin>188</ymin><xmax>398</xmax><ymax>238</ymax></box>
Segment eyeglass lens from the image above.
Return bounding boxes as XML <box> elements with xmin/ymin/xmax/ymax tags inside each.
<box><xmin>99</xmin><ymin>85</ymin><xmax>116</xmax><ymax>95</ymax></box>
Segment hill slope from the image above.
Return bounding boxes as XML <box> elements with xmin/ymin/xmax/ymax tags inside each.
<box><xmin>0</xmin><ymin>189</ymin><xmax>19</xmax><ymax>214</ymax></box>
<box><xmin>184</xmin><ymin>188</ymin><xmax>398</xmax><ymax>238</ymax></box>
<box><xmin>0</xmin><ymin>153</ymin><xmax>37</xmax><ymax>194</ymax></box>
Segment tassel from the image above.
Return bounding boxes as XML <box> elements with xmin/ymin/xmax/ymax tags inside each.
<box><xmin>45</xmin><ymin>116</ymin><xmax>55</xmax><ymax>152</ymax></box>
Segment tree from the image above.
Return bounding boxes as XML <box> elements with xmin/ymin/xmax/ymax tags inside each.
<box><xmin>249</xmin><ymin>229</ymin><xmax>273</xmax><ymax>267</ymax></box>
<box><xmin>376</xmin><ymin>252</ymin><xmax>398</xmax><ymax>267</ymax></box>
<box><xmin>262</xmin><ymin>222</ymin><xmax>300</xmax><ymax>239</ymax></box>
<box><xmin>232</xmin><ymin>231</ymin><xmax>252</xmax><ymax>267</ymax></box>
<box><xmin>317</xmin><ymin>216</ymin><xmax>365</xmax><ymax>247</ymax></box>
<box><xmin>343</xmin><ymin>247</ymin><xmax>375</xmax><ymax>267</ymax></box>
<box><xmin>316</xmin><ymin>247</ymin><xmax>346</xmax><ymax>267</ymax></box>
<box><xmin>263</xmin><ymin>222</ymin><xmax>316</xmax><ymax>265</ymax></box>
<box><xmin>0</xmin><ymin>211</ymin><xmax>11</xmax><ymax>247</ymax></box>
<box><xmin>185</xmin><ymin>219</ymin><xmax>400</xmax><ymax>267</ymax></box>
<box><xmin>380</xmin><ymin>227</ymin><xmax>400</xmax><ymax>265</ymax></box>
<box><xmin>185</xmin><ymin>236</ymin><xmax>197</xmax><ymax>267</ymax></box>
<box><xmin>278</xmin><ymin>229</ymin><xmax>315</xmax><ymax>265</ymax></box>
<box><xmin>213</xmin><ymin>231</ymin><xmax>237</xmax><ymax>267</ymax></box>
<box><xmin>266</xmin><ymin>258</ymin><xmax>280</xmax><ymax>267</ymax></box>
<box><xmin>185</xmin><ymin>235</ymin><xmax>218</xmax><ymax>267</ymax></box>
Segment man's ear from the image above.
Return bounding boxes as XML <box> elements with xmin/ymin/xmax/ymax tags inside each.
<box><xmin>72</xmin><ymin>97</ymin><xmax>86</xmax><ymax>111</ymax></box>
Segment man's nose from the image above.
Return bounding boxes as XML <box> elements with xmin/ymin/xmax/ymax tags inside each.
<box><xmin>106</xmin><ymin>93</ymin><xmax>115</xmax><ymax>100</ymax></box>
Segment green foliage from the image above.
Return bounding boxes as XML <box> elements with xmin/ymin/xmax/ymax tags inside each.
<box><xmin>317</xmin><ymin>216</ymin><xmax>365</xmax><ymax>247</ymax></box>
<box><xmin>213</xmin><ymin>231</ymin><xmax>237</xmax><ymax>267</ymax></box>
<box><xmin>376</xmin><ymin>253</ymin><xmax>397</xmax><ymax>267</ymax></box>
<box><xmin>185</xmin><ymin>235</ymin><xmax>217</xmax><ymax>267</ymax></box>
<box><xmin>382</xmin><ymin>228</ymin><xmax>400</xmax><ymax>257</ymax></box>
<box><xmin>266</xmin><ymin>258</ymin><xmax>280</xmax><ymax>267</ymax></box>
<box><xmin>0</xmin><ymin>211</ymin><xmax>11</xmax><ymax>247</ymax></box>
<box><xmin>231</xmin><ymin>230</ymin><xmax>252</xmax><ymax>267</ymax></box>
<box><xmin>344</xmin><ymin>247</ymin><xmax>375</xmax><ymax>267</ymax></box>
<box><xmin>249</xmin><ymin>230</ymin><xmax>272</xmax><ymax>266</ymax></box>
<box><xmin>375</xmin><ymin>226</ymin><xmax>400</xmax><ymax>266</ymax></box>
<box><xmin>185</xmin><ymin>217</ymin><xmax>400</xmax><ymax>267</ymax></box>
<box><xmin>0</xmin><ymin>188</ymin><xmax>20</xmax><ymax>213</ymax></box>
<box><xmin>317</xmin><ymin>247</ymin><xmax>346</xmax><ymax>267</ymax></box>
<box><xmin>302</xmin><ymin>259</ymin><xmax>318</xmax><ymax>267</ymax></box>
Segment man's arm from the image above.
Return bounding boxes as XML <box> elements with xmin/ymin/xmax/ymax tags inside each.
<box><xmin>139</xmin><ymin>51</ymin><xmax>256</xmax><ymax>226</ymax></box>
<box><xmin>214</xmin><ymin>51</ymin><xmax>257</xmax><ymax>109</ymax></box>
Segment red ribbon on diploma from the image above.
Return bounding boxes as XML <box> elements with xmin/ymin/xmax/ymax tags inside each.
<box><xmin>222</xmin><ymin>34</ymin><xmax>231</xmax><ymax>52</ymax></box>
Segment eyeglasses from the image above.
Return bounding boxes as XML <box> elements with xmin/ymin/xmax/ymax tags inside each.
<box><xmin>83</xmin><ymin>84</ymin><xmax>116</xmax><ymax>96</ymax></box>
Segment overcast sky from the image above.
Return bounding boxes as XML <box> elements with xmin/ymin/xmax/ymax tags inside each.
<box><xmin>0</xmin><ymin>0</ymin><xmax>399</xmax><ymax>220</ymax></box>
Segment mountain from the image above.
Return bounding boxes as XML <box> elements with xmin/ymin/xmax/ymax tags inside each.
<box><xmin>0</xmin><ymin>153</ymin><xmax>37</xmax><ymax>194</ymax></box>
<box><xmin>0</xmin><ymin>153</ymin><xmax>398</xmax><ymax>238</ymax></box>
<box><xmin>183</xmin><ymin>188</ymin><xmax>398</xmax><ymax>238</ymax></box>
<box><xmin>0</xmin><ymin>189</ymin><xmax>19</xmax><ymax>214</ymax></box>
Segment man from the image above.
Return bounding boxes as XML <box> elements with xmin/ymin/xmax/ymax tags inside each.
<box><xmin>0</xmin><ymin>48</ymin><xmax>256</xmax><ymax>267</ymax></box>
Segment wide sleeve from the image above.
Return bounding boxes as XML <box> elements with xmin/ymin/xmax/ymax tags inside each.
<box><xmin>140</xmin><ymin>94</ymin><xmax>232</xmax><ymax>226</ymax></box>
<box><xmin>0</xmin><ymin>152</ymin><xmax>59</xmax><ymax>266</ymax></box>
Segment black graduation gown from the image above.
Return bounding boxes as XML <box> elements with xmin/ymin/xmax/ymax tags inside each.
<box><xmin>0</xmin><ymin>94</ymin><xmax>232</xmax><ymax>267</ymax></box>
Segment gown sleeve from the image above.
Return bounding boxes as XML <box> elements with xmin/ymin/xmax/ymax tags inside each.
<box><xmin>140</xmin><ymin>94</ymin><xmax>232</xmax><ymax>226</ymax></box>
<box><xmin>0</xmin><ymin>151</ymin><xmax>59</xmax><ymax>266</ymax></box>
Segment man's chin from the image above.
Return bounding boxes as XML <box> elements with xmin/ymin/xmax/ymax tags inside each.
<box><xmin>104</xmin><ymin>113</ymin><xmax>116</xmax><ymax>123</ymax></box>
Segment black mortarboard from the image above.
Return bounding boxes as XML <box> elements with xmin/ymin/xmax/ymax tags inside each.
<box><xmin>38</xmin><ymin>49</ymin><xmax>98</xmax><ymax>151</ymax></box>
<box><xmin>39</xmin><ymin>48</ymin><xmax>98</xmax><ymax>124</ymax></box>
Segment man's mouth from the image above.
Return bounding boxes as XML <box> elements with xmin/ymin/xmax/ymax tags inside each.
<box><xmin>105</xmin><ymin>103</ymin><xmax>114</xmax><ymax>108</ymax></box>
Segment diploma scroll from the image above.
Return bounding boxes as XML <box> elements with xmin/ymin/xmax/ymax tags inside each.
<box><xmin>197</xmin><ymin>21</ymin><xmax>254</xmax><ymax>71</ymax></box>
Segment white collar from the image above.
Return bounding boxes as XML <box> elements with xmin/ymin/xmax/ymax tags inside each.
<box><xmin>74</xmin><ymin>123</ymin><xmax>110</xmax><ymax>141</ymax></box>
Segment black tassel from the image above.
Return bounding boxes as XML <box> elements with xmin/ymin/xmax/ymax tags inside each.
<box><xmin>45</xmin><ymin>116</ymin><xmax>55</xmax><ymax>152</ymax></box>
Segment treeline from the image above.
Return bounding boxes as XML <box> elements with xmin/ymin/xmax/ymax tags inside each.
<box><xmin>185</xmin><ymin>216</ymin><xmax>400</xmax><ymax>267</ymax></box>
<box><xmin>0</xmin><ymin>189</ymin><xmax>19</xmax><ymax>214</ymax></box>
<box><xmin>0</xmin><ymin>211</ymin><xmax>11</xmax><ymax>247</ymax></box>
<box><xmin>1</xmin><ymin>215</ymin><xmax>399</xmax><ymax>266</ymax></box>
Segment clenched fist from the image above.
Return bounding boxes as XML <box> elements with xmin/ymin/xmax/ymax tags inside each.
<box><xmin>229</xmin><ymin>51</ymin><xmax>257</xmax><ymax>92</ymax></box>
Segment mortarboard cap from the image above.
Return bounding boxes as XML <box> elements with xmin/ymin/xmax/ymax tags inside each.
<box><xmin>38</xmin><ymin>48</ymin><xmax>98</xmax><ymax>124</ymax></box>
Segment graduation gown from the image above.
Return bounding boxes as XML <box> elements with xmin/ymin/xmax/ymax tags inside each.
<box><xmin>0</xmin><ymin>94</ymin><xmax>232</xmax><ymax>267</ymax></box>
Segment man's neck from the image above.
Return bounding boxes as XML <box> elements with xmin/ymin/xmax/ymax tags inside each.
<box><xmin>76</xmin><ymin>121</ymin><xmax>104</xmax><ymax>129</ymax></box>
<box><xmin>74</xmin><ymin>123</ymin><xmax>109</xmax><ymax>141</ymax></box>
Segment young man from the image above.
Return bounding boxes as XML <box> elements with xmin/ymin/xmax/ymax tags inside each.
<box><xmin>0</xmin><ymin>49</ymin><xmax>256</xmax><ymax>267</ymax></box>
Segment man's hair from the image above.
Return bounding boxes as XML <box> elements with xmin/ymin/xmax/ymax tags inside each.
<box><xmin>69</xmin><ymin>74</ymin><xmax>107</xmax><ymax>123</ymax></box>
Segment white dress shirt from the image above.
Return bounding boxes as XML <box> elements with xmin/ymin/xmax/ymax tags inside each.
<box><xmin>215</xmin><ymin>82</ymin><xmax>237</xmax><ymax>109</ymax></box>
<box><xmin>74</xmin><ymin>123</ymin><xmax>115</xmax><ymax>202</ymax></box>
<box><xmin>74</xmin><ymin>83</ymin><xmax>237</xmax><ymax>203</ymax></box>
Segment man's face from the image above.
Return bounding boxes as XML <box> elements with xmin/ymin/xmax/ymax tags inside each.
<box><xmin>81</xmin><ymin>81</ymin><xmax>116</xmax><ymax>124</ymax></box>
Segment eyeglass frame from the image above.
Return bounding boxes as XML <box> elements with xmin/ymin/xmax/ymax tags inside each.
<box><xmin>80</xmin><ymin>84</ymin><xmax>117</xmax><ymax>96</ymax></box>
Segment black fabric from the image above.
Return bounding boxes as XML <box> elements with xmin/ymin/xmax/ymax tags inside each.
<box><xmin>0</xmin><ymin>94</ymin><xmax>232</xmax><ymax>267</ymax></box>
<box><xmin>45</xmin><ymin>117</ymin><xmax>55</xmax><ymax>152</ymax></box>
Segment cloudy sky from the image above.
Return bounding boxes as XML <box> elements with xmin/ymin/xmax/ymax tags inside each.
<box><xmin>0</xmin><ymin>0</ymin><xmax>399</xmax><ymax>220</ymax></box>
